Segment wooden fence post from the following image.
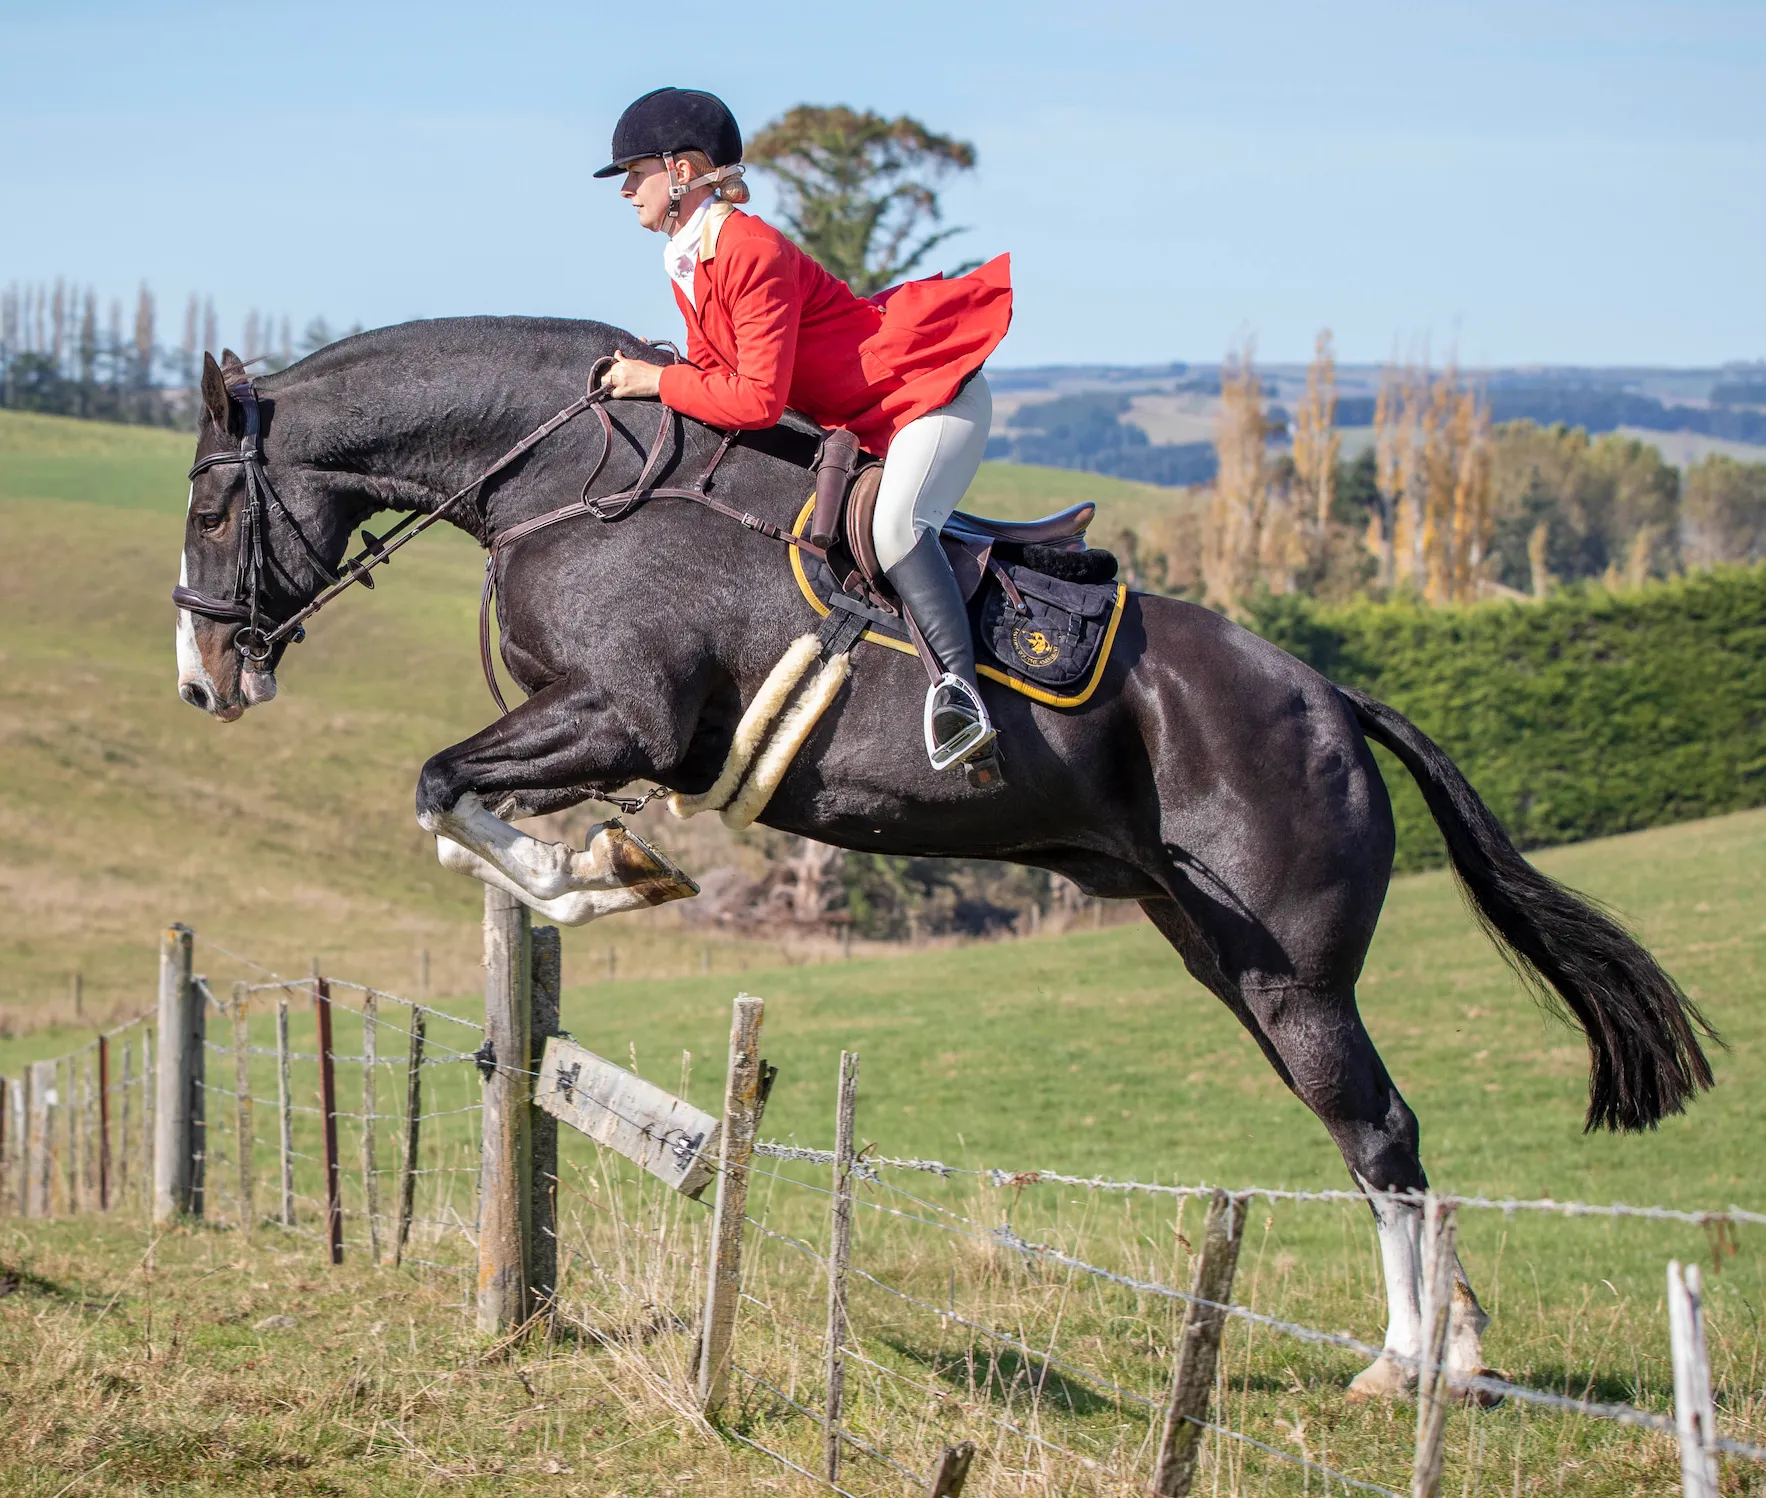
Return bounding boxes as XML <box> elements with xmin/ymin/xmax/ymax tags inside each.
<box><xmin>140</xmin><ymin>1027</ymin><xmax>154</xmax><ymax>1215</ymax></box>
<box><xmin>276</xmin><ymin>999</ymin><xmax>294</xmax><ymax>1226</ymax></box>
<box><xmin>232</xmin><ymin>983</ymin><xmax>253</xmax><ymax>1231</ymax></box>
<box><xmin>528</xmin><ymin>926</ymin><xmax>562</xmax><ymax>1317</ymax></box>
<box><xmin>1412</xmin><ymin>1194</ymin><xmax>1458</xmax><ymax>1498</ymax></box>
<box><xmin>824</xmin><ymin>1051</ymin><xmax>860</xmax><ymax>1484</ymax></box>
<box><xmin>362</xmin><ymin>992</ymin><xmax>381</xmax><ymax>1263</ymax></box>
<box><xmin>315</xmin><ymin>976</ymin><xmax>343</xmax><ymax>1264</ymax></box>
<box><xmin>924</xmin><ymin>1441</ymin><xmax>976</xmax><ymax>1497</ymax></box>
<box><xmin>153</xmin><ymin>925</ymin><xmax>200</xmax><ymax>1225</ymax></box>
<box><xmin>478</xmin><ymin>886</ymin><xmax>533</xmax><ymax>1334</ymax></box>
<box><xmin>0</xmin><ymin>1076</ymin><xmax>7</xmax><ymax>1215</ymax></box>
<box><xmin>1668</xmin><ymin>1260</ymin><xmax>1720</xmax><ymax>1498</ymax></box>
<box><xmin>65</xmin><ymin>1057</ymin><xmax>80</xmax><ymax>1214</ymax></box>
<box><xmin>698</xmin><ymin>993</ymin><xmax>765</xmax><ymax>1414</ymax></box>
<box><xmin>27</xmin><ymin>1060</ymin><xmax>53</xmax><ymax>1217</ymax></box>
<box><xmin>1151</xmin><ymin>1190</ymin><xmax>1246</xmax><ymax>1497</ymax></box>
<box><xmin>395</xmin><ymin>1008</ymin><xmax>424</xmax><ymax>1266</ymax></box>
<box><xmin>98</xmin><ymin>1036</ymin><xmax>111</xmax><ymax>1211</ymax></box>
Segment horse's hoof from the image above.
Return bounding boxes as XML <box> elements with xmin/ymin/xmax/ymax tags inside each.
<box><xmin>1346</xmin><ymin>1354</ymin><xmax>1415</xmax><ymax>1403</ymax></box>
<box><xmin>603</xmin><ymin>823</ymin><xmax>700</xmax><ymax>905</ymax></box>
<box><xmin>1452</xmin><ymin>1367</ymin><xmax>1506</xmax><ymax>1409</ymax></box>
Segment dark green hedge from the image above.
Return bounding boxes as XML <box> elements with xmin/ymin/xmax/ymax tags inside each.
<box><xmin>1246</xmin><ymin>567</ymin><xmax>1766</xmax><ymax>870</ymax></box>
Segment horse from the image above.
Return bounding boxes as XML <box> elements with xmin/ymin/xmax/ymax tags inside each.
<box><xmin>171</xmin><ymin>317</ymin><xmax>1714</xmax><ymax>1400</ymax></box>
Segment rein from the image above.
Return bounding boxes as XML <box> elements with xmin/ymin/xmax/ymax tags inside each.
<box><xmin>174</xmin><ymin>355</ymin><xmax>827</xmax><ymax>713</ymax></box>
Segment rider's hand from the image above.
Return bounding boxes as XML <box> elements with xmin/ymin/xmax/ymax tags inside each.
<box><xmin>605</xmin><ymin>351</ymin><xmax>664</xmax><ymax>400</ymax></box>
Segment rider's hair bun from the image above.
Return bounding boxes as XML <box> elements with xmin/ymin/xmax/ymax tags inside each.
<box><xmin>717</xmin><ymin>174</ymin><xmax>751</xmax><ymax>205</ymax></box>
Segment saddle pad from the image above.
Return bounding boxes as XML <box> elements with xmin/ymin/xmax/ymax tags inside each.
<box><xmin>788</xmin><ymin>496</ymin><xmax>1128</xmax><ymax>709</ymax></box>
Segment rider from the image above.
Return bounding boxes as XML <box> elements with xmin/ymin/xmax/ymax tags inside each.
<box><xmin>597</xmin><ymin>87</ymin><xmax>1012</xmax><ymax>775</ymax></box>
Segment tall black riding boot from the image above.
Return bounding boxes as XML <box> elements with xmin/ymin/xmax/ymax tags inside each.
<box><xmin>884</xmin><ymin>529</ymin><xmax>999</xmax><ymax>773</ymax></box>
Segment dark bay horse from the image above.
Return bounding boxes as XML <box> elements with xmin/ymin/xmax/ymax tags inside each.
<box><xmin>172</xmin><ymin>318</ymin><xmax>1713</xmax><ymax>1397</ymax></box>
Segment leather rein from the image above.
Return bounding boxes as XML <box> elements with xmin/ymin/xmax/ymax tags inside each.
<box><xmin>172</xmin><ymin>356</ymin><xmax>826</xmax><ymax>711</ymax></box>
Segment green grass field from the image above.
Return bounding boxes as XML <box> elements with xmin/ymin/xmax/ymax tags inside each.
<box><xmin>3</xmin><ymin>411</ymin><xmax>1763</xmax><ymax>1495</ymax></box>
<box><xmin>0</xmin><ymin>410</ymin><xmax>1187</xmax><ymax>1035</ymax></box>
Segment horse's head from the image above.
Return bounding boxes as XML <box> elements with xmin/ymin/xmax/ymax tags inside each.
<box><xmin>174</xmin><ymin>350</ymin><xmax>344</xmax><ymax>719</ymax></box>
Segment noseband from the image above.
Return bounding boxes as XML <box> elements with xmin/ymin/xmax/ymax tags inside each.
<box><xmin>171</xmin><ymin>377</ymin><xmax>338</xmax><ymax>664</ymax></box>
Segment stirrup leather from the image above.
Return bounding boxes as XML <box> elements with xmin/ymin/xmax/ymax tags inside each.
<box><xmin>923</xmin><ymin>673</ymin><xmax>997</xmax><ymax>772</ymax></box>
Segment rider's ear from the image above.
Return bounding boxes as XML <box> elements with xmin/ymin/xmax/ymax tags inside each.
<box><xmin>201</xmin><ymin>352</ymin><xmax>230</xmax><ymax>428</ymax></box>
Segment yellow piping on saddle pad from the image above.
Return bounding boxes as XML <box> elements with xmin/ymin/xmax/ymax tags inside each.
<box><xmin>785</xmin><ymin>496</ymin><xmax>1127</xmax><ymax>710</ymax></box>
<box><xmin>667</xmin><ymin>633</ymin><xmax>851</xmax><ymax>831</ymax></box>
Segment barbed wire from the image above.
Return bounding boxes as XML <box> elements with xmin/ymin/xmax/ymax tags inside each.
<box><xmin>752</xmin><ymin>1139</ymin><xmax>1766</xmax><ymax>1229</ymax></box>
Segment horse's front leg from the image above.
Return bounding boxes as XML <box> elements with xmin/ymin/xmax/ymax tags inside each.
<box><xmin>414</xmin><ymin>678</ymin><xmax>698</xmax><ymax>926</ymax></box>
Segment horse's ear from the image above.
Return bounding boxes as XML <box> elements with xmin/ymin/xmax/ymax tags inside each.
<box><xmin>219</xmin><ymin>347</ymin><xmax>248</xmax><ymax>385</ymax></box>
<box><xmin>201</xmin><ymin>352</ymin><xmax>230</xmax><ymax>427</ymax></box>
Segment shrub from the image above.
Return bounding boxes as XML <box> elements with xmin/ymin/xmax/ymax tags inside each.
<box><xmin>1246</xmin><ymin>567</ymin><xmax>1766</xmax><ymax>869</ymax></box>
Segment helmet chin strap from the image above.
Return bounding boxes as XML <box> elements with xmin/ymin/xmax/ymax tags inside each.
<box><xmin>661</xmin><ymin>151</ymin><xmax>745</xmax><ymax>231</ymax></box>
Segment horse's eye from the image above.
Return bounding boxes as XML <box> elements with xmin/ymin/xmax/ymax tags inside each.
<box><xmin>196</xmin><ymin>511</ymin><xmax>225</xmax><ymax>534</ymax></box>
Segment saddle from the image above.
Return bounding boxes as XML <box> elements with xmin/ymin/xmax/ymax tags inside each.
<box><xmin>809</xmin><ymin>424</ymin><xmax>1097</xmax><ymax>598</ymax></box>
<box><xmin>795</xmin><ymin>427</ymin><xmax>1128</xmax><ymax>711</ymax></box>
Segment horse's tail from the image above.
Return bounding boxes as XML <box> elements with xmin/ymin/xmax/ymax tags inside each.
<box><xmin>1338</xmin><ymin>685</ymin><xmax>1717</xmax><ymax>1132</ymax></box>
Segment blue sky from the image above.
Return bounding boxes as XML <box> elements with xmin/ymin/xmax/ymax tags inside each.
<box><xmin>1</xmin><ymin>0</ymin><xmax>1761</xmax><ymax>368</ymax></box>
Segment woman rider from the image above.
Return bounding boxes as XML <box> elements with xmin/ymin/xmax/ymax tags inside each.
<box><xmin>596</xmin><ymin>87</ymin><xmax>1013</xmax><ymax>775</ymax></box>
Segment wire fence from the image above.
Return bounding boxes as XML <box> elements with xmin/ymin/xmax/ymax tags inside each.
<box><xmin>5</xmin><ymin>931</ymin><xmax>1762</xmax><ymax>1497</ymax></box>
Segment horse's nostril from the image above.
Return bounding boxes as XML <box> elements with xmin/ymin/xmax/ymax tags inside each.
<box><xmin>180</xmin><ymin>681</ymin><xmax>212</xmax><ymax>712</ymax></box>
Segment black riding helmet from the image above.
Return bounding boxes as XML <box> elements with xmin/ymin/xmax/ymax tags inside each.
<box><xmin>593</xmin><ymin>87</ymin><xmax>743</xmax><ymax>178</ymax></box>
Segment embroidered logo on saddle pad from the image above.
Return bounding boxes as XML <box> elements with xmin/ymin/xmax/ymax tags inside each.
<box><xmin>1011</xmin><ymin>621</ymin><xmax>1063</xmax><ymax>669</ymax></box>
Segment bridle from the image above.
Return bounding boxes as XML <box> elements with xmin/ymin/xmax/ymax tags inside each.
<box><xmin>172</xmin><ymin>377</ymin><xmax>342</xmax><ymax>664</ymax></box>
<box><xmin>170</xmin><ymin>355</ymin><xmax>828</xmax><ymax>708</ymax></box>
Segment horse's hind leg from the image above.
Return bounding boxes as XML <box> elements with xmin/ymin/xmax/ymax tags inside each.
<box><xmin>1139</xmin><ymin>897</ymin><xmax>1491</xmax><ymax>1399</ymax></box>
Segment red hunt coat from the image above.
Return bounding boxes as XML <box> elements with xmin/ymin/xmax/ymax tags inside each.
<box><xmin>655</xmin><ymin>208</ymin><xmax>1012</xmax><ymax>455</ymax></box>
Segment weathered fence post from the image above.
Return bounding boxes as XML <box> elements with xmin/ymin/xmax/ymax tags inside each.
<box><xmin>698</xmin><ymin>993</ymin><xmax>765</xmax><ymax>1414</ymax></box>
<box><xmin>478</xmin><ymin>886</ymin><xmax>533</xmax><ymax>1333</ymax></box>
<box><xmin>119</xmin><ymin>1041</ymin><xmax>132</xmax><ymax>1207</ymax></box>
<box><xmin>1151</xmin><ymin>1189</ymin><xmax>1246</xmax><ymax>1497</ymax></box>
<box><xmin>0</xmin><ymin>1076</ymin><xmax>8</xmax><ymax>1215</ymax></box>
<box><xmin>528</xmin><ymin>925</ymin><xmax>562</xmax><ymax>1317</ymax></box>
<box><xmin>362</xmin><ymin>992</ymin><xmax>381</xmax><ymax>1263</ymax></box>
<box><xmin>276</xmin><ymin>998</ymin><xmax>294</xmax><ymax>1226</ymax></box>
<box><xmin>395</xmin><ymin>1008</ymin><xmax>424</xmax><ymax>1266</ymax></box>
<box><xmin>924</xmin><ymin>1441</ymin><xmax>977</xmax><ymax>1497</ymax></box>
<box><xmin>153</xmin><ymin>924</ymin><xmax>201</xmax><ymax>1225</ymax></box>
<box><xmin>315</xmin><ymin>976</ymin><xmax>344</xmax><ymax>1264</ymax></box>
<box><xmin>27</xmin><ymin>1060</ymin><xmax>53</xmax><ymax>1217</ymax></box>
<box><xmin>1668</xmin><ymin>1260</ymin><xmax>1720</xmax><ymax>1498</ymax></box>
<box><xmin>66</xmin><ymin>1057</ymin><xmax>81</xmax><ymax>1214</ymax></box>
<box><xmin>1412</xmin><ymin>1194</ymin><xmax>1458</xmax><ymax>1498</ymax></box>
<box><xmin>140</xmin><ymin>1027</ymin><xmax>154</xmax><ymax>1214</ymax></box>
<box><xmin>232</xmin><ymin>983</ymin><xmax>253</xmax><ymax>1230</ymax></box>
<box><xmin>824</xmin><ymin>1050</ymin><xmax>860</xmax><ymax>1484</ymax></box>
<box><xmin>98</xmin><ymin>1036</ymin><xmax>111</xmax><ymax>1212</ymax></box>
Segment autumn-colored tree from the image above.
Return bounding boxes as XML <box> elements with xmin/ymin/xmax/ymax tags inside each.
<box><xmin>744</xmin><ymin>104</ymin><xmax>976</xmax><ymax>295</ymax></box>
<box><xmin>1291</xmin><ymin>329</ymin><xmax>1340</xmax><ymax>531</ymax></box>
<box><xmin>1204</xmin><ymin>339</ymin><xmax>1286</xmax><ymax>610</ymax></box>
<box><xmin>1682</xmin><ymin>453</ymin><xmax>1766</xmax><ymax>567</ymax></box>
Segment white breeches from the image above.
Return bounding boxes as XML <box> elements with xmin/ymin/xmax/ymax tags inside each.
<box><xmin>871</xmin><ymin>372</ymin><xmax>993</xmax><ymax>573</ymax></box>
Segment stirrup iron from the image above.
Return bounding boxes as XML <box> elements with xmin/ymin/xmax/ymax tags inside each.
<box><xmin>923</xmin><ymin>672</ymin><xmax>996</xmax><ymax>772</ymax></box>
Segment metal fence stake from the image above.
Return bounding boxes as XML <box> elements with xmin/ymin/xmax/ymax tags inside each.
<box><xmin>698</xmin><ymin>993</ymin><xmax>765</xmax><ymax>1414</ymax></box>
<box><xmin>395</xmin><ymin>1009</ymin><xmax>424</xmax><ymax>1266</ymax></box>
<box><xmin>315</xmin><ymin>976</ymin><xmax>343</xmax><ymax>1264</ymax></box>
<box><xmin>824</xmin><ymin>1050</ymin><xmax>860</xmax><ymax>1484</ymax></box>
<box><xmin>1152</xmin><ymin>1189</ymin><xmax>1246</xmax><ymax>1497</ymax></box>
